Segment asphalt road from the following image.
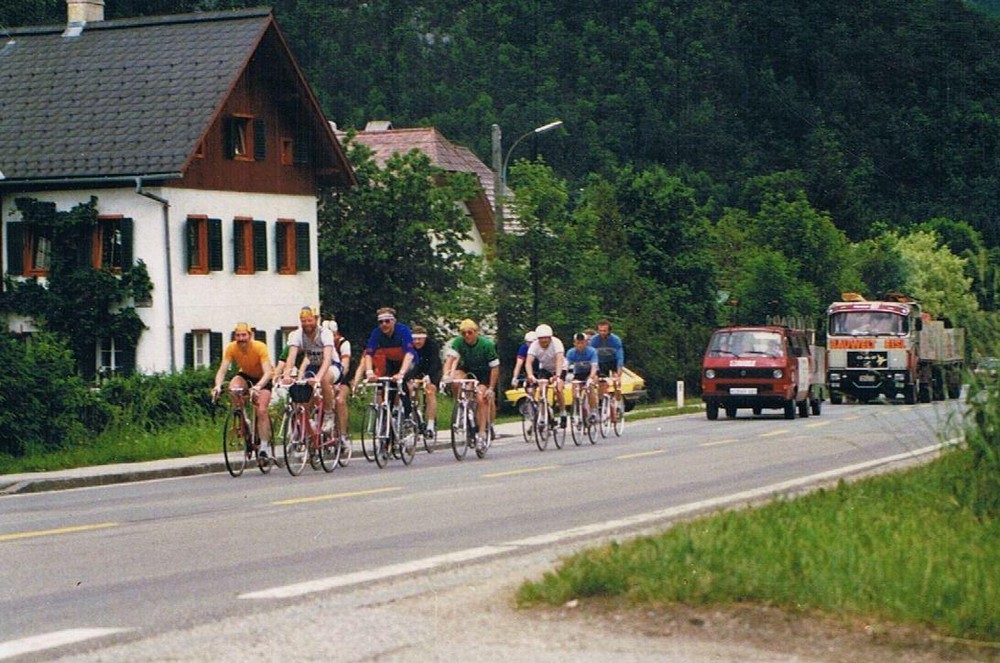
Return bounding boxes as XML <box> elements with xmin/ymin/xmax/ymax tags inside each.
<box><xmin>0</xmin><ymin>400</ymin><xmax>964</xmax><ymax>661</ymax></box>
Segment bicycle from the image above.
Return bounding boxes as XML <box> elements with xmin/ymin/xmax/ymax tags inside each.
<box><xmin>569</xmin><ymin>378</ymin><xmax>598</xmax><ymax>445</ymax></box>
<box><xmin>408</xmin><ymin>377</ymin><xmax>437</xmax><ymax>453</ymax></box>
<box><xmin>598</xmin><ymin>376</ymin><xmax>626</xmax><ymax>438</ymax></box>
<box><xmin>518</xmin><ymin>382</ymin><xmax>538</xmax><ymax>444</ymax></box>
<box><xmin>218</xmin><ymin>385</ymin><xmax>273</xmax><ymax>477</ymax></box>
<box><xmin>365</xmin><ymin>377</ymin><xmax>417</xmax><ymax>468</ymax></box>
<box><xmin>280</xmin><ymin>379</ymin><xmax>341</xmax><ymax>475</ymax></box>
<box><xmin>448</xmin><ymin>377</ymin><xmax>491</xmax><ymax>460</ymax></box>
<box><xmin>530</xmin><ymin>378</ymin><xmax>566</xmax><ymax>451</ymax></box>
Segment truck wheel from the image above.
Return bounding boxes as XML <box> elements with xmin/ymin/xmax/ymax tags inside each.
<box><xmin>797</xmin><ymin>399</ymin><xmax>810</xmax><ymax>418</ymax></box>
<box><xmin>810</xmin><ymin>398</ymin><xmax>822</xmax><ymax>416</ymax></box>
<box><xmin>830</xmin><ymin>392</ymin><xmax>843</xmax><ymax>405</ymax></box>
<box><xmin>752</xmin><ymin>407</ymin><xmax>762</xmax><ymax>416</ymax></box>
<box><xmin>918</xmin><ymin>383</ymin><xmax>931</xmax><ymax>403</ymax></box>
<box><xmin>783</xmin><ymin>400</ymin><xmax>795</xmax><ymax>419</ymax></box>
<box><xmin>725</xmin><ymin>405</ymin><xmax>737</xmax><ymax>419</ymax></box>
<box><xmin>706</xmin><ymin>402</ymin><xmax>719</xmax><ymax>420</ymax></box>
<box><xmin>904</xmin><ymin>385</ymin><xmax>917</xmax><ymax>405</ymax></box>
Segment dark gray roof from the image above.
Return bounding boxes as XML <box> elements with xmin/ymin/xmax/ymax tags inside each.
<box><xmin>0</xmin><ymin>8</ymin><xmax>272</xmax><ymax>183</ymax></box>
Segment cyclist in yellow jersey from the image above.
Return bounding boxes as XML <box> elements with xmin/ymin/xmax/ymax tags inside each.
<box><xmin>212</xmin><ymin>322</ymin><xmax>274</xmax><ymax>456</ymax></box>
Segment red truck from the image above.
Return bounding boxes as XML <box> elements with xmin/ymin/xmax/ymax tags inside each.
<box><xmin>701</xmin><ymin>325</ymin><xmax>824</xmax><ymax>420</ymax></box>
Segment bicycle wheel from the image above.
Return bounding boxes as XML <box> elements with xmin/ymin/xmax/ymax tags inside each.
<box><xmin>419</xmin><ymin>411</ymin><xmax>436</xmax><ymax>454</ymax></box>
<box><xmin>585</xmin><ymin>401</ymin><xmax>598</xmax><ymax>444</ymax></box>
<box><xmin>399</xmin><ymin>417</ymin><xmax>418</xmax><ymax>465</ymax></box>
<box><xmin>222</xmin><ymin>410</ymin><xmax>248</xmax><ymax>477</ymax></box>
<box><xmin>534</xmin><ymin>401</ymin><xmax>549</xmax><ymax>452</ymax></box>
<box><xmin>256</xmin><ymin>411</ymin><xmax>274</xmax><ymax>474</ymax></box>
<box><xmin>570</xmin><ymin>398</ymin><xmax>583</xmax><ymax>446</ymax></box>
<box><xmin>283</xmin><ymin>408</ymin><xmax>309</xmax><ymax>476</ymax></box>
<box><xmin>613</xmin><ymin>397</ymin><xmax>625</xmax><ymax>436</ymax></box>
<box><xmin>319</xmin><ymin>429</ymin><xmax>341</xmax><ymax>472</ymax></box>
<box><xmin>553</xmin><ymin>405</ymin><xmax>567</xmax><ymax>449</ymax></box>
<box><xmin>520</xmin><ymin>398</ymin><xmax>535</xmax><ymax>443</ymax></box>
<box><xmin>451</xmin><ymin>402</ymin><xmax>469</xmax><ymax>460</ymax></box>
<box><xmin>374</xmin><ymin>404</ymin><xmax>391</xmax><ymax>468</ymax></box>
<box><xmin>361</xmin><ymin>405</ymin><xmax>376</xmax><ymax>462</ymax></box>
<box><xmin>338</xmin><ymin>434</ymin><xmax>352</xmax><ymax>467</ymax></box>
<box><xmin>599</xmin><ymin>396</ymin><xmax>611</xmax><ymax>438</ymax></box>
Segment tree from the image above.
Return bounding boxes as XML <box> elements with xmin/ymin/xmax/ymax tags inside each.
<box><xmin>894</xmin><ymin>229</ymin><xmax>979</xmax><ymax>322</ymax></box>
<box><xmin>318</xmin><ymin>139</ymin><xmax>485</xmax><ymax>345</ymax></box>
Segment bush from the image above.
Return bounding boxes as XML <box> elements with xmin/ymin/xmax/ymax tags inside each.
<box><xmin>0</xmin><ymin>332</ymin><xmax>111</xmax><ymax>456</ymax></box>
<box><xmin>957</xmin><ymin>374</ymin><xmax>1000</xmax><ymax>518</ymax></box>
<box><xmin>98</xmin><ymin>368</ymin><xmax>217</xmax><ymax>431</ymax></box>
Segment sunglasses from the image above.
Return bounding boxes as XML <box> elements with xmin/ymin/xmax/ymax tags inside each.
<box><xmin>379</xmin><ymin>319</ymin><xmax>393</xmax><ymax>325</ymax></box>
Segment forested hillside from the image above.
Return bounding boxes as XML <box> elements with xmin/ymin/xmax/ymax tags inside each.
<box><xmin>4</xmin><ymin>0</ymin><xmax>1000</xmax><ymax>247</ymax></box>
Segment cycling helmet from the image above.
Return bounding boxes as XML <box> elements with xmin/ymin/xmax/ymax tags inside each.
<box><xmin>322</xmin><ymin>320</ymin><xmax>338</xmax><ymax>333</ymax></box>
<box><xmin>459</xmin><ymin>318</ymin><xmax>478</xmax><ymax>332</ymax></box>
<box><xmin>535</xmin><ymin>323</ymin><xmax>553</xmax><ymax>338</ymax></box>
<box><xmin>524</xmin><ymin>331</ymin><xmax>537</xmax><ymax>343</ymax></box>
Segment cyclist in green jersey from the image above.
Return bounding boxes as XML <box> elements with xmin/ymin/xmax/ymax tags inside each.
<box><xmin>442</xmin><ymin>319</ymin><xmax>500</xmax><ymax>446</ymax></box>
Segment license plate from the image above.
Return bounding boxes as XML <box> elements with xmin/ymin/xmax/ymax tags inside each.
<box><xmin>859</xmin><ymin>375</ymin><xmax>876</xmax><ymax>382</ymax></box>
<box><xmin>730</xmin><ymin>387</ymin><xmax>757</xmax><ymax>395</ymax></box>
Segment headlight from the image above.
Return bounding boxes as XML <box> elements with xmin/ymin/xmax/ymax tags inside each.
<box><xmin>772</xmin><ymin>369</ymin><xmax>783</xmax><ymax>379</ymax></box>
<box><xmin>705</xmin><ymin>369</ymin><xmax>716</xmax><ymax>379</ymax></box>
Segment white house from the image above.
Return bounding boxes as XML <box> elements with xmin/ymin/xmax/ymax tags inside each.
<box><xmin>0</xmin><ymin>3</ymin><xmax>355</xmax><ymax>379</ymax></box>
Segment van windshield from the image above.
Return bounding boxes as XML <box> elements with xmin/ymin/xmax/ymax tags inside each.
<box><xmin>707</xmin><ymin>331</ymin><xmax>784</xmax><ymax>358</ymax></box>
<box><xmin>829</xmin><ymin>311</ymin><xmax>906</xmax><ymax>336</ymax></box>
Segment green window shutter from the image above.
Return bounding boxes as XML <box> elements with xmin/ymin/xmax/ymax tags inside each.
<box><xmin>209</xmin><ymin>332</ymin><xmax>224</xmax><ymax>366</ymax></box>
<box><xmin>273</xmin><ymin>329</ymin><xmax>283</xmax><ymax>356</ymax></box>
<box><xmin>253</xmin><ymin>328</ymin><xmax>266</xmax><ymax>344</ymax></box>
<box><xmin>295</xmin><ymin>222</ymin><xmax>311</xmax><ymax>272</ymax></box>
<box><xmin>275</xmin><ymin>222</ymin><xmax>286</xmax><ymax>273</ymax></box>
<box><xmin>293</xmin><ymin>134</ymin><xmax>310</xmax><ymax>165</ymax></box>
<box><xmin>184</xmin><ymin>333</ymin><xmax>194</xmax><ymax>369</ymax></box>
<box><xmin>208</xmin><ymin>218</ymin><xmax>223</xmax><ymax>271</ymax></box>
<box><xmin>232</xmin><ymin>220</ymin><xmax>245</xmax><ymax>273</ymax></box>
<box><xmin>120</xmin><ymin>218</ymin><xmax>134</xmax><ymax>268</ymax></box>
<box><xmin>185</xmin><ymin>218</ymin><xmax>197</xmax><ymax>271</ymax></box>
<box><xmin>6</xmin><ymin>223</ymin><xmax>24</xmax><ymax>275</ymax></box>
<box><xmin>223</xmin><ymin>118</ymin><xmax>236</xmax><ymax>159</ymax></box>
<box><xmin>119</xmin><ymin>339</ymin><xmax>136</xmax><ymax>376</ymax></box>
<box><xmin>253</xmin><ymin>220</ymin><xmax>267</xmax><ymax>272</ymax></box>
<box><xmin>253</xmin><ymin>119</ymin><xmax>267</xmax><ymax>160</ymax></box>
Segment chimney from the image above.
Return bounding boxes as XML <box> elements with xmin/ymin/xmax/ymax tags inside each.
<box><xmin>66</xmin><ymin>0</ymin><xmax>105</xmax><ymax>24</ymax></box>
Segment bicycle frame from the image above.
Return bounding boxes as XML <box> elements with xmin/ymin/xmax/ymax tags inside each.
<box><xmin>449</xmin><ymin>378</ymin><xmax>481</xmax><ymax>460</ymax></box>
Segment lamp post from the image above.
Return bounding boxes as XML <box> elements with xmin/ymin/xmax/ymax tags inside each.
<box><xmin>490</xmin><ymin>120</ymin><xmax>563</xmax><ymax>387</ymax></box>
<box><xmin>491</xmin><ymin>120</ymin><xmax>563</xmax><ymax>235</ymax></box>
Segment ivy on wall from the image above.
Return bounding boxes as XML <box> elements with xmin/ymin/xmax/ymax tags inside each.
<box><xmin>0</xmin><ymin>196</ymin><xmax>151</xmax><ymax>379</ymax></box>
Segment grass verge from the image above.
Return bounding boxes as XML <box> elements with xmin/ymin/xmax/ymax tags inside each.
<box><xmin>517</xmin><ymin>448</ymin><xmax>1000</xmax><ymax>643</ymax></box>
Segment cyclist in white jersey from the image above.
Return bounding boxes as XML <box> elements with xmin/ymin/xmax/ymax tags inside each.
<box><xmin>283</xmin><ymin>307</ymin><xmax>341</xmax><ymax>433</ymax></box>
<box><xmin>525</xmin><ymin>323</ymin><xmax>568</xmax><ymax>427</ymax></box>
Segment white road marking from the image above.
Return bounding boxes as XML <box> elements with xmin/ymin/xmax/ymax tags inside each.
<box><xmin>0</xmin><ymin>628</ymin><xmax>130</xmax><ymax>660</ymax></box>
<box><xmin>241</xmin><ymin>439</ymin><xmax>956</xmax><ymax>600</ymax></box>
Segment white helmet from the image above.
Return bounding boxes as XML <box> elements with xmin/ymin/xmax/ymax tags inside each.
<box><xmin>322</xmin><ymin>320</ymin><xmax>338</xmax><ymax>333</ymax></box>
<box><xmin>524</xmin><ymin>331</ymin><xmax>537</xmax><ymax>343</ymax></box>
<box><xmin>534</xmin><ymin>324</ymin><xmax>553</xmax><ymax>338</ymax></box>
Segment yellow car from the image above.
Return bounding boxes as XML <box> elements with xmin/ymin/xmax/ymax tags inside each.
<box><xmin>503</xmin><ymin>367</ymin><xmax>647</xmax><ymax>413</ymax></box>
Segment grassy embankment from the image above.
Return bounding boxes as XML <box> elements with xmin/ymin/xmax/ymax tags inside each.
<box><xmin>517</xmin><ymin>446</ymin><xmax>1000</xmax><ymax>643</ymax></box>
<box><xmin>0</xmin><ymin>396</ymin><xmax>697</xmax><ymax>474</ymax></box>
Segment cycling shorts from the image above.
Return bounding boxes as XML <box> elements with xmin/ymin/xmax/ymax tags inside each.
<box><xmin>235</xmin><ymin>372</ymin><xmax>269</xmax><ymax>390</ymax></box>
<box><xmin>304</xmin><ymin>362</ymin><xmax>343</xmax><ymax>383</ymax></box>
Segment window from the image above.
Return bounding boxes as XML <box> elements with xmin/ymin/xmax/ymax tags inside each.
<box><xmin>186</xmin><ymin>216</ymin><xmax>223</xmax><ymax>274</ymax></box>
<box><xmin>280</xmin><ymin>138</ymin><xmax>294</xmax><ymax>166</ymax></box>
<box><xmin>233</xmin><ymin>218</ymin><xmax>267</xmax><ymax>274</ymax></box>
<box><xmin>96</xmin><ymin>337</ymin><xmax>135</xmax><ymax>377</ymax></box>
<box><xmin>184</xmin><ymin>330</ymin><xmax>220</xmax><ymax>369</ymax></box>
<box><xmin>92</xmin><ymin>216</ymin><xmax>133</xmax><ymax>272</ymax></box>
<box><xmin>224</xmin><ymin>116</ymin><xmax>266</xmax><ymax>161</ymax></box>
<box><xmin>273</xmin><ymin>220</ymin><xmax>311</xmax><ymax>274</ymax></box>
<box><xmin>6</xmin><ymin>224</ymin><xmax>52</xmax><ymax>277</ymax></box>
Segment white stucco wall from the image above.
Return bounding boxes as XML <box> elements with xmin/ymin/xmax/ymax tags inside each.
<box><xmin>2</xmin><ymin>186</ymin><xmax>320</xmax><ymax>374</ymax></box>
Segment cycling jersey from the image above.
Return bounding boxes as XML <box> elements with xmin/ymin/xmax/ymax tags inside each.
<box><xmin>408</xmin><ymin>336</ymin><xmax>443</xmax><ymax>384</ymax></box>
<box><xmin>364</xmin><ymin>323</ymin><xmax>417</xmax><ymax>376</ymax></box>
<box><xmin>446</xmin><ymin>335</ymin><xmax>499</xmax><ymax>382</ymax></box>
<box><xmin>516</xmin><ymin>341</ymin><xmax>540</xmax><ymax>373</ymax></box>
<box><xmin>287</xmin><ymin>326</ymin><xmax>337</xmax><ymax>370</ymax></box>
<box><xmin>565</xmin><ymin>345</ymin><xmax>599</xmax><ymax>380</ymax></box>
<box><xmin>223</xmin><ymin>339</ymin><xmax>270</xmax><ymax>381</ymax></box>
<box><xmin>590</xmin><ymin>332</ymin><xmax>624</xmax><ymax>375</ymax></box>
<box><xmin>527</xmin><ymin>337</ymin><xmax>565</xmax><ymax>374</ymax></box>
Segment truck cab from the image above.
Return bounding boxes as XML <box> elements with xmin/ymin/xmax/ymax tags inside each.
<box><xmin>701</xmin><ymin>326</ymin><xmax>823</xmax><ymax>420</ymax></box>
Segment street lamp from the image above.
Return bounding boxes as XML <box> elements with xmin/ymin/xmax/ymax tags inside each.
<box><xmin>491</xmin><ymin>120</ymin><xmax>563</xmax><ymax>235</ymax></box>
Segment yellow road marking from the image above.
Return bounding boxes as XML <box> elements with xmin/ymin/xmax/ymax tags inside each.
<box><xmin>843</xmin><ymin>415</ymin><xmax>861</xmax><ymax>421</ymax></box>
<box><xmin>806</xmin><ymin>421</ymin><xmax>830</xmax><ymax>429</ymax></box>
<box><xmin>759</xmin><ymin>429</ymin><xmax>788</xmax><ymax>438</ymax></box>
<box><xmin>483</xmin><ymin>466</ymin><xmax>558</xmax><ymax>479</ymax></box>
<box><xmin>616</xmin><ymin>450</ymin><xmax>667</xmax><ymax>460</ymax></box>
<box><xmin>700</xmin><ymin>438</ymin><xmax>738</xmax><ymax>447</ymax></box>
<box><xmin>273</xmin><ymin>486</ymin><xmax>402</xmax><ymax>506</ymax></box>
<box><xmin>0</xmin><ymin>522</ymin><xmax>119</xmax><ymax>543</ymax></box>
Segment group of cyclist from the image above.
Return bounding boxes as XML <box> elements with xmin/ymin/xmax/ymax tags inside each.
<box><xmin>211</xmin><ymin>305</ymin><xmax>624</xmax><ymax>462</ymax></box>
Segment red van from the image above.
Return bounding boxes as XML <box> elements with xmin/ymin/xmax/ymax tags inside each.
<box><xmin>701</xmin><ymin>326</ymin><xmax>823</xmax><ymax>420</ymax></box>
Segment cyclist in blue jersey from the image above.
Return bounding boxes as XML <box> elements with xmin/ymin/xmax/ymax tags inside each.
<box><xmin>590</xmin><ymin>318</ymin><xmax>625</xmax><ymax>421</ymax></box>
<box><xmin>362</xmin><ymin>307</ymin><xmax>417</xmax><ymax>412</ymax></box>
<box><xmin>510</xmin><ymin>330</ymin><xmax>538</xmax><ymax>388</ymax></box>
<box><xmin>565</xmin><ymin>332</ymin><xmax>600</xmax><ymax>423</ymax></box>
